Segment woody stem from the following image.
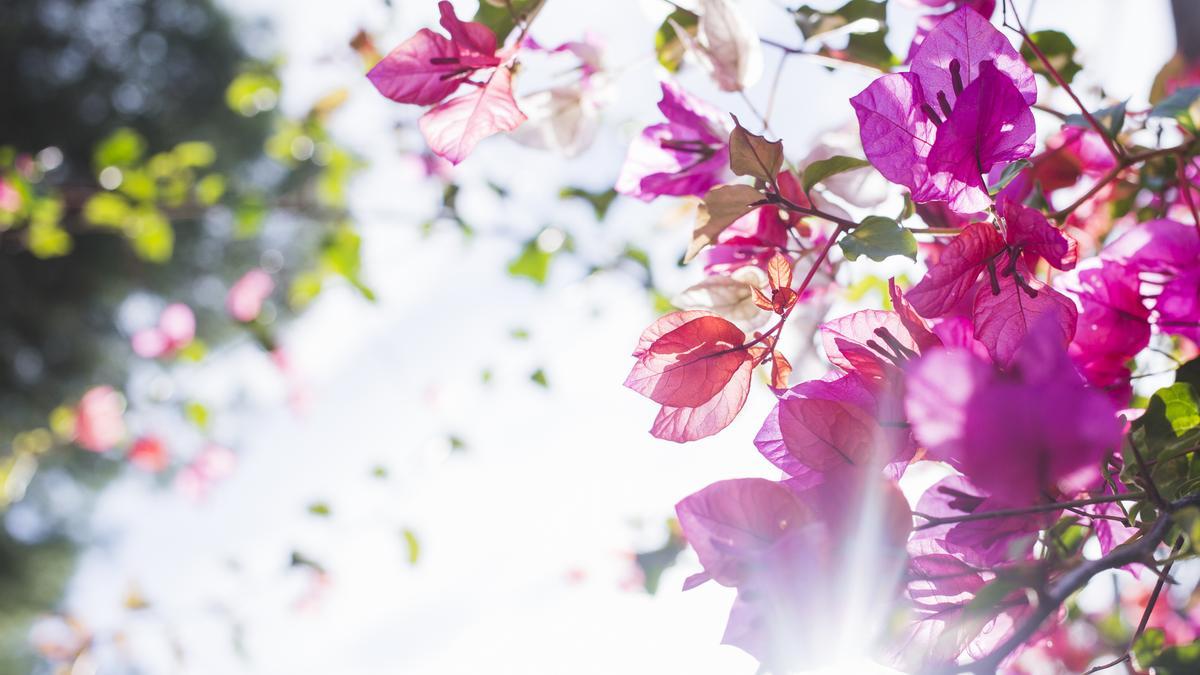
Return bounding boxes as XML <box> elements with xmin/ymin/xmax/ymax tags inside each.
<box><xmin>949</xmin><ymin>494</ymin><xmax>1200</xmax><ymax>674</ymax></box>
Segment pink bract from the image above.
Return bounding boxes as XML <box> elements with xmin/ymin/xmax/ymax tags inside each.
<box><xmin>615</xmin><ymin>81</ymin><xmax>732</xmax><ymax>201</ymax></box>
<box><xmin>852</xmin><ymin>8</ymin><xmax>1035</xmax><ymax>213</ymax></box>
<box><xmin>131</xmin><ymin>302</ymin><xmax>195</xmax><ymax>359</ymax></box>
<box><xmin>74</xmin><ymin>386</ymin><xmax>126</xmax><ymax>453</ymax></box>
<box><xmin>227</xmin><ymin>269</ymin><xmax>274</xmax><ymax>323</ymax></box>
<box><xmin>366</xmin><ymin>0</ymin><xmax>501</xmax><ymax>106</ymax></box>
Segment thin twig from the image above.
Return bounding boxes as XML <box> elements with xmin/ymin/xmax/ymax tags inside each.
<box><xmin>1003</xmin><ymin>0</ymin><xmax>1123</xmax><ymax>160</ymax></box>
<box><xmin>912</xmin><ymin>491</ymin><xmax>1147</xmax><ymax>530</ymax></box>
<box><xmin>1050</xmin><ymin>144</ymin><xmax>1191</xmax><ymax>221</ymax></box>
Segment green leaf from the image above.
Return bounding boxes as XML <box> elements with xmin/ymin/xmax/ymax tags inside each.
<box><xmin>839</xmin><ymin>216</ymin><xmax>917</xmax><ymax>262</ymax></box>
<box><xmin>1065</xmin><ymin>101</ymin><xmax>1127</xmax><ymax>139</ymax></box>
<box><xmin>793</xmin><ymin>0</ymin><xmax>885</xmax><ymax>38</ymax></box>
<box><xmin>1045</xmin><ymin>515</ymin><xmax>1088</xmax><ymax>561</ymax></box>
<box><xmin>1151</xmin><ymin>639</ymin><xmax>1200</xmax><ymax>674</ymax></box>
<box><xmin>1126</xmin><ymin>383</ymin><xmax>1200</xmax><ymax>499</ymax></box>
<box><xmin>530</xmin><ymin>368</ymin><xmax>549</xmax><ymax>388</ymax></box>
<box><xmin>1148</xmin><ymin>383</ymin><xmax>1200</xmax><ymax>438</ymax></box>
<box><xmin>473</xmin><ymin>0</ymin><xmax>545</xmax><ymax>44</ymax></box>
<box><xmin>118</xmin><ymin>169</ymin><xmax>156</xmax><ymax>203</ymax></box>
<box><xmin>94</xmin><ymin>128</ymin><xmax>146</xmax><ymax>169</ymax></box>
<box><xmin>685</xmin><ymin>184</ymin><xmax>764</xmax><ymax>263</ymax></box>
<box><xmin>195</xmin><ymin>174</ymin><xmax>226</xmax><ymax>206</ymax></box>
<box><xmin>83</xmin><ymin>192</ymin><xmax>130</xmax><ymax>227</ymax></box>
<box><xmin>728</xmin><ymin>116</ymin><xmax>784</xmax><ymax>183</ymax></box>
<box><xmin>1020</xmin><ymin>30</ymin><xmax>1082</xmax><ymax>85</ymax></box>
<box><xmin>655</xmin><ymin>8</ymin><xmax>699</xmax><ymax>73</ymax></box>
<box><xmin>559</xmin><ymin>186</ymin><xmax>617</xmax><ymax>221</ymax></box>
<box><xmin>173</xmin><ymin>141</ymin><xmax>216</xmax><ymax>168</ymax></box>
<box><xmin>988</xmin><ymin>159</ymin><xmax>1032</xmax><ymax>195</ymax></box>
<box><xmin>1133</xmin><ymin>628</ymin><xmax>1166</xmax><ymax>671</ymax></box>
<box><xmin>235</xmin><ymin>198</ymin><xmax>267</xmax><ymax>238</ymax></box>
<box><xmin>802</xmin><ymin>155</ymin><xmax>871</xmax><ymax>193</ymax></box>
<box><xmin>402</xmin><ymin>528</ymin><xmax>420</xmax><ymax>565</ymax></box>
<box><xmin>185</xmin><ymin>402</ymin><xmax>209</xmax><ymax>429</ymax></box>
<box><xmin>1177</xmin><ymin>355</ymin><xmax>1200</xmax><ymax>391</ymax></box>
<box><xmin>126</xmin><ymin>207</ymin><xmax>174</xmax><ymax>263</ymax></box>
<box><xmin>508</xmin><ymin>239</ymin><xmax>552</xmax><ymax>284</ymax></box>
<box><xmin>307</xmin><ymin>502</ymin><xmax>332</xmax><ymax>517</ymax></box>
<box><xmin>793</xmin><ymin>0</ymin><xmax>895</xmax><ymax>70</ymax></box>
<box><xmin>1150</xmin><ymin>86</ymin><xmax>1200</xmax><ymax>132</ymax></box>
<box><xmin>320</xmin><ymin>225</ymin><xmax>375</xmax><ymax>301</ymax></box>
<box><xmin>225</xmin><ymin>71</ymin><xmax>280</xmax><ymax>117</ymax></box>
<box><xmin>828</xmin><ymin>30</ymin><xmax>897</xmax><ymax>71</ymax></box>
<box><xmin>289</xmin><ymin>272</ymin><xmax>323</xmax><ymax>308</ymax></box>
<box><xmin>28</xmin><ymin>198</ymin><xmax>71</xmax><ymax>258</ymax></box>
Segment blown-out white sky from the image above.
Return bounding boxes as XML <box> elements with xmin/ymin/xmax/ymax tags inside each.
<box><xmin>57</xmin><ymin>1</ymin><xmax>1178</xmax><ymax>673</ymax></box>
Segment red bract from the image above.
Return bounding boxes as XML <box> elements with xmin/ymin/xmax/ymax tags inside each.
<box><xmin>625</xmin><ymin>310</ymin><xmax>753</xmax><ymax>441</ymax></box>
<box><xmin>674</xmin><ymin>477</ymin><xmax>811</xmax><ymax>588</ymax></box>
<box><xmin>907</xmin><ymin>222</ymin><xmax>1005</xmax><ymax>317</ymax></box>
<box><xmin>907</xmin><ymin>218</ymin><xmax>1078</xmax><ymax>365</ymax></box>
<box><xmin>997</xmin><ymin>196</ymin><xmax>1078</xmax><ymax>271</ymax></box>
<box><xmin>757</xmin><ymin>310</ymin><xmax>918</xmax><ymax>481</ymax></box>
<box><xmin>647</xmin><ymin>360</ymin><xmax>753</xmax><ymax>442</ymax></box>
<box><xmin>890</xmin><ymin>278</ymin><xmax>942</xmax><ymax>352</ymax></box>
<box><xmin>972</xmin><ymin>261</ymin><xmax>1077</xmax><ymax>366</ymax></box>
<box><xmin>1030</xmin><ymin>126</ymin><xmax>1118</xmax><ymax>194</ymax></box>
<box><xmin>127</xmin><ymin>436</ymin><xmax>169</xmax><ymax>473</ymax></box>
<box><xmin>821</xmin><ymin>309</ymin><xmax>920</xmax><ymax>380</ymax></box>
<box><xmin>777</xmin><ymin>396</ymin><xmax>881</xmax><ymax>471</ymax></box>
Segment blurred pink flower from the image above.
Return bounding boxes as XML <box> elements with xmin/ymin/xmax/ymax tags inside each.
<box><xmin>131</xmin><ymin>302</ymin><xmax>195</xmax><ymax>358</ymax></box>
<box><xmin>74</xmin><ymin>386</ymin><xmax>126</xmax><ymax>453</ymax></box>
<box><xmin>227</xmin><ymin>269</ymin><xmax>274</xmax><ymax>322</ymax></box>
<box><xmin>127</xmin><ymin>435</ymin><xmax>169</xmax><ymax>473</ymax></box>
<box><xmin>175</xmin><ymin>444</ymin><xmax>237</xmax><ymax>500</ymax></box>
<box><xmin>0</xmin><ymin>177</ymin><xmax>21</xmax><ymax>212</ymax></box>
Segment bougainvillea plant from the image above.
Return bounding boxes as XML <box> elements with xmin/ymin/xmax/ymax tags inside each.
<box><xmin>367</xmin><ymin>0</ymin><xmax>1200</xmax><ymax>672</ymax></box>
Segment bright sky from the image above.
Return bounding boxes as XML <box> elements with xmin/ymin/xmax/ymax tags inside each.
<box><xmin>57</xmin><ymin>1</ymin><xmax>1178</xmax><ymax>673</ymax></box>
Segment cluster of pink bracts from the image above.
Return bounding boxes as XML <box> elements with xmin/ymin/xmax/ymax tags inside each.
<box><xmin>365</xmin><ymin>1</ymin><xmax>1200</xmax><ymax>671</ymax></box>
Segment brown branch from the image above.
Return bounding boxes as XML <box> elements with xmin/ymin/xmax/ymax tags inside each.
<box><xmin>948</xmin><ymin>494</ymin><xmax>1200</xmax><ymax>674</ymax></box>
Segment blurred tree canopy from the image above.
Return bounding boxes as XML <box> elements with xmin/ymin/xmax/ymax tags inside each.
<box><xmin>0</xmin><ymin>0</ymin><xmax>368</xmax><ymax>669</ymax></box>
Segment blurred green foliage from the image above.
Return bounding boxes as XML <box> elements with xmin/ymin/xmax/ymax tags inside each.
<box><xmin>0</xmin><ymin>0</ymin><xmax>370</xmax><ymax>670</ymax></box>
